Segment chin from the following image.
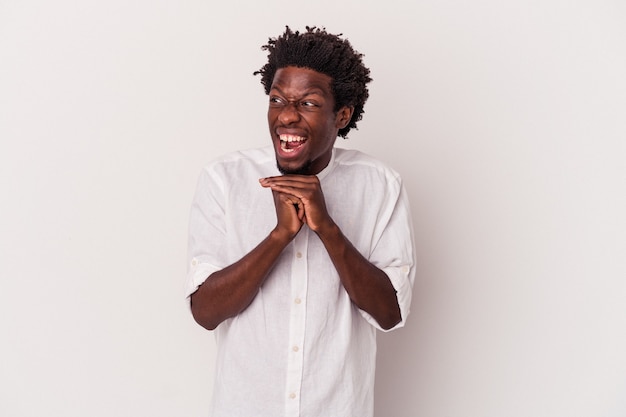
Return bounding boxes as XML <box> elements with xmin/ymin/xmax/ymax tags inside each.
<box><xmin>277</xmin><ymin>160</ymin><xmax>312</xmax><ymax>176</ymax></box>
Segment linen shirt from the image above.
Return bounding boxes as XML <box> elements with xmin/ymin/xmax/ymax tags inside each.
<box><xmin>186</xmin><ymin>145</ymin><xmax>415</xmax><ymax>417</ymax></box>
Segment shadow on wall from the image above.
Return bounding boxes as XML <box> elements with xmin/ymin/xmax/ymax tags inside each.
<box><xmin>373</xmin><ymin>179</ymin><xmax>440</xmax><ymax>417</ymax></box>
<box><xmin>375</xmin><ymin>305</ymin><xmax>423</xmax><ymax>417</ymax></box>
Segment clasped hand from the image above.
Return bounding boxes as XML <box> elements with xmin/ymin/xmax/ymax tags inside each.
<box><xmin>259</xmin><ymin>175</ymin><xmax>332</xmax><ymax>238</ymax></box>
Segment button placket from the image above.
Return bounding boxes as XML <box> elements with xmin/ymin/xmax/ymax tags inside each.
<box><xmin>284</xmin><ymin>228</ymin><xmax>309</xmax><ymax>416</ymax></box>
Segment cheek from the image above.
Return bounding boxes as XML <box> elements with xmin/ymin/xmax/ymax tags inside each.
<box><xmin>267</xmin><ymin>109</ymin><xmax>281</xmax><ymax>129</ymax></box>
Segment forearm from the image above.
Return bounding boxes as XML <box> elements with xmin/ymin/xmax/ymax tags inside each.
<box><xmin>190</xmin><ymin>228</ymin><xmax>292</xmax><ymax>330</ymax></box>
<box><xmin>316</xmin><ymin>222</ymin><xmax>402</xmax><ymax>330</ymax></box>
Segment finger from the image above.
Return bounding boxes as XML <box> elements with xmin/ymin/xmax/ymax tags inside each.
<box><xmin>260</xmin><ymin>176</ymin><xmax>319</xmax><ymax>188</ymax></box>
<box><xmin>293</xmin><ymin>199</ymin><xmax>306</xmax><ymax>220</ymax></box>
<box><xmin>277</xmin><ymin>192</ymin><xmax>304</xmax><ymax>213</ymax></box>
<box><xmin>295</xmin><ymin>201</ymin><xmax>305</xmax><ymax>220</ymax></box>
<box><xmin>264</xmin><ymin>180</ymin><xmax>319</xmax><ymax>197</ymax></box>
<box><xmin>261</xmin><ymin>174</ymin><xmax>317</xmax><ymax>182</ymax></box>
<box><xmin>269</xmin><ymin>185</ymin><xmax>309</xmax><ymax>200</ymax></box>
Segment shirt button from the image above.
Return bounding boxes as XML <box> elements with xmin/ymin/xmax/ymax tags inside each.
<box><xmin>292</xmin><ymin>345</ymin><xmax>299</xmax><ymax>352</ymax></box>
<box><xmin>191</xmin><ymin>258</ymin><xmax>198</xmax><ymax>266</ymax></box>
<box><xmin>296</xmin><ymin>251</ymin><xmax>302</xmax><ymax>259</ymax></box>
<box><xmin>294</xmin><ymin>298</ymin><xmax>301</xmax><ymax>304</ymax></box>
<box><xmin>289</xmin><ymin>393</ymin><xmax>296</xmax><ymax>399</ymax></box>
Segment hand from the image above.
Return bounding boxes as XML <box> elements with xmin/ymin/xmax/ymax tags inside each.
<box><xmin>259</xmin><ymin>175</ymin><xmax>334</xmax><ymax>233</ymax></box>
<box><xmin>267</xmin><ymin>186</ymin><xmax>305</xmax><ymax>241</ymax></box>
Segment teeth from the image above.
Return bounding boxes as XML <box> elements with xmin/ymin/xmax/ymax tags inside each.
<box><xmin>279</xmin><ymin>134</ymin><xmax>305</xmax><ymax>143</ymax></box>
<box><xmin>279</xmin><ymin>134</ymin><xmax>305</xmax><ymax>153</ymax></box>
<box><xmin>280</xmin><ymin>141</ymin><xmax>294</xmax><ymax>152</ymax></box>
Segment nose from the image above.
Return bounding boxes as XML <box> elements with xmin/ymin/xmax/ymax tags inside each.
<box><xmin>277</xmin><ymin>102</ymin><xmax>300</xmax><ymax>125</ymax></box>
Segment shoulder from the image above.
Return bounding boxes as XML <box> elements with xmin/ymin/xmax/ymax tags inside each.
<box><xmin>195</xmin><ymin>145</ymin><xmax>277</xmax><ymax>191</ymax></box>
<box><xmin>332</xmin><ymin>147</ymin><xmax>403</xmax><ymax>185</ymax></box>
<box><xmin>200</xmin><ymin>146</ymin><xmax>276</xmax><ymax>178</ymax></box>
<box><xmin>203</xmin><ymin>145</ymin><xmax>274</xmax><ymax>171</ymax></box>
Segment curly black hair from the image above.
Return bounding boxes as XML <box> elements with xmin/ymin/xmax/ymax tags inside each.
<box><xmin>254</xmin><ymin>26</ymin><xmax>372</xmax><ymax>138</ymax></box>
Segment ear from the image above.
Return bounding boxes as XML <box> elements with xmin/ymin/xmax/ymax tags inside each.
<box><xmin>335</xmin><ymin>106</ymin><xmax>354</xmax><ymax>129</ymax></box>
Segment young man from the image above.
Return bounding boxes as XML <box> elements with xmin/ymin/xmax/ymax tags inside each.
<box><xmin>186</xmin><ymin>26</ymin><xmax>415</xmax><ymax>417</ymax></box>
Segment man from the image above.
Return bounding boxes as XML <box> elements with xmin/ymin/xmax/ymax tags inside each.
<box><xmin>186</xmin><ymin>26</ymin><xmax>415</xmax><ymax>417</ymax></box>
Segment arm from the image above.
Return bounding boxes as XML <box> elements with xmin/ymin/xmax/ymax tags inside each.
<box><xmin>315</xmin><ymin>221</ymin><xmax>402</xmax><ymax>330</ymax></box>
<box><xmin>260</xmin><ymin>175</ymin><xmax>402</xmax><ymax>330</ymax></box>
<box><xmin>190</xmin><ymin>187</ymin><xmax>305</xmax><ymax>331</ymax></box>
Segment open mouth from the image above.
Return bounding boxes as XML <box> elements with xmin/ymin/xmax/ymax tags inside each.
<box><xmin>279</xmin><ymin>134</ymin><xmax>307</xmax><ymax>153</ymax></box>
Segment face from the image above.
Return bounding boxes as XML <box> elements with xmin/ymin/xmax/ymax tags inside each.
<box><xmin>268</xmin><ymin>66</ymin><xmax>353</xmax><ymax>175</ymax></box>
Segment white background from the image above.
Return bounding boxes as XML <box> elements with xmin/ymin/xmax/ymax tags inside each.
<box><xmin>1</xmin><ymin>1</ymin><xmax>625</xmax><ymax>416</ymax></box>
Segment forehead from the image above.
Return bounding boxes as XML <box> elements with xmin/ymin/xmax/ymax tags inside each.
<box><xmin>270</xmin><ymin>66</ymin><xmax>333</xmax><ymax>95</ymax></box>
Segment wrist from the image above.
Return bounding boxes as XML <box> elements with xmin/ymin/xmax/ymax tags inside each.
<box><xmin>270</xmin><ymin>227</ymin><xmax>296</xmax><ymax>246</ymax></box>
<box><xmin>314</xmin><ymin>220</ymin><xmax>341</xmax><ymax>241</ymax></box>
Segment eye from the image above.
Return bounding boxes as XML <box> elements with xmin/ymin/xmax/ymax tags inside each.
<box><xmin>300</xmin><ymin>100</ymin><xmax>318</xmax><ymax>108</ymax></box>
<box><xmin>269</xmin><ymin>96</ymin><xmax>285</xmax><ymax>106</ymax></box>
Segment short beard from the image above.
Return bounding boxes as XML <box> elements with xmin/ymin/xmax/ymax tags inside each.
<box><xmin>277</xmin><ymin>160</ymin><xmax>312</xmax><ymax>176</ymax></box>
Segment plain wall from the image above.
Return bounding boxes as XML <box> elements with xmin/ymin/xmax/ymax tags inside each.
<box><xmin>1</xmin><ymin>1</ymin><xmax>625</xmax><ymax>416</ymax></box>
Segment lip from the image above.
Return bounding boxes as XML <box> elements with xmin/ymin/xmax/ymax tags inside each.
<box><xmin>274</xmin><ymin>131</ymin><xmax>308</xmax><ymax>161</ymax></box>
<box><xmin>275</xmin><ymin>138</ymin><xmax>307</xmax><ymax>161</ymax></box>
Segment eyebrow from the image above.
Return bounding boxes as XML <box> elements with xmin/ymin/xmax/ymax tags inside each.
<box><xmin>269</xmin><ymin>85</ymin><xmax>327</xmax><ymax>97</ymax></box>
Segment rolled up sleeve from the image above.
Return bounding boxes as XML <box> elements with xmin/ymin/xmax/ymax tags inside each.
<box><xmin>185</xmin><ymin>165</ymin><xmax>228</xmax><ymax>305</ymax></box>
<box><xmin>358</xmin><ymin>179</ymin><xmax>416</xmax><ymax>332</ymax></box>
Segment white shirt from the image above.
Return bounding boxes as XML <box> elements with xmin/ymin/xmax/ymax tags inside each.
<box><xmin>186</xmin><ymin>145</ymin><xmax>415</xmax><ymax>417</ymax></box>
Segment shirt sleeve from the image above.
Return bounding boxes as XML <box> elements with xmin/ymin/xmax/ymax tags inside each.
<box><xmin>185</xmin><ymin>165</ymin><xmax>229</xmax><ymax>303</ymax></box>
<box><xmin>358</xmin><ymin>177</ymin><xmax>416</xmax><ymax>332</ymax></box>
